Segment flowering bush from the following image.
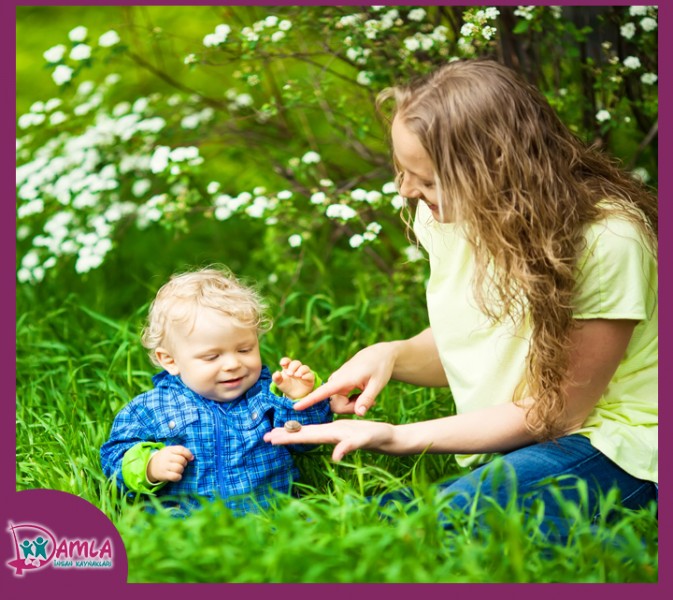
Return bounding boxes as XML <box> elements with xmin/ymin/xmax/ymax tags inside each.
<box><xmin>16</xmin><ymin>5</ymin><xmax>658</xmax><ymax>286</ymax></box>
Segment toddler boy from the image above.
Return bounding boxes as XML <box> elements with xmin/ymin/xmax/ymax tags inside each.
<box><xmin>100</xmin><ymin>267</ymin><xmax>332</xmax><ymax>513</ymax></box>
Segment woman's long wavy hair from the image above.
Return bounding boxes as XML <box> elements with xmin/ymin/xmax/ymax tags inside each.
<box><xmin>377</xmin><ymin>59</ymin><xmax>657</xmax><ymax>440</ymax></box>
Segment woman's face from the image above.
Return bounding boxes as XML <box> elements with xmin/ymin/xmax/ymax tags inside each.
<box><xmin>391</xmin><ymin>116</ymin><xmax>452</xmax><ymax>222</ymax></box>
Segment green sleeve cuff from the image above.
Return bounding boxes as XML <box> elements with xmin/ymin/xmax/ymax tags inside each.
<box><xmin>270</xmin><ymin>369</ymin><xmax>323</xmax><ymax>402</ymax></box>
<box><xmin>121</xmin><ymin>441</ymin><xmax>168</xmax><ymax>494</ymax></box>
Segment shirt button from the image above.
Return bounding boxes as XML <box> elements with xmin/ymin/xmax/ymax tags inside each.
<box><xmin>251</xmin><ymin>411</ymin><xmax>258</xmax><ymax>420</ymax></box>
<box><xmin>168</xmin><ymin>420</ymin><xmax>176</xmax><ymax>430</ymax></box>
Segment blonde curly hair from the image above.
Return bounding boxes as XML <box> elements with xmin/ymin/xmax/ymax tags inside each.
<box><xmin>141</xmin><ymin>265</ymin><xmax>272</xmax><ymax>366</ymax></box>
<box><xmin>377</xmin><ymin>59</ymin><xmax>657</xmax><ymax>440</ymax></box>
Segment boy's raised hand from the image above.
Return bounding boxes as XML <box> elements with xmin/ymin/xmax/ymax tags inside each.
<box><xmin>146</xmin><ymin>445</ymin><xmax>194</xmax><ymax>483</ymax></box>
<box><xmin>272</xmin><ymin>357</ymin><xmax>316</xmax><ymax>400</ymax></box>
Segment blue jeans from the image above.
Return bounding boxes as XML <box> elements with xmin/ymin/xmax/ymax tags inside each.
<box><xmin>380</xmin><ymin>434</ymin><xmax>657</xmax><ymax>541</ymax></box>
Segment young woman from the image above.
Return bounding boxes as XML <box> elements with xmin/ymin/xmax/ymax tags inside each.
<box><xmin>264</xmin><ymin>59</ymin><xmax>658</xmax><ymax>535</ymax></box>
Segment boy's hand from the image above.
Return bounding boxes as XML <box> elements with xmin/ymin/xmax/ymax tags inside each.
<box><xmin>146</xmin><ymin>445</ymin><xmax>194</xmax><ymax>484</ymax></box>
<box><xmin>272</xmin><ymin>357</ymin><xmax>316</xmax><ymax>400</ymax></box>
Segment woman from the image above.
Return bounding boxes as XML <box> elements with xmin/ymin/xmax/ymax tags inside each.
<box><xmin>264</xmin><ymin>59</ymin><xmax>658</xmax><ymax>536</ymax></box>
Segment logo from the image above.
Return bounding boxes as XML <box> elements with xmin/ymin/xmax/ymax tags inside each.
<box><xmin>6</xmin><ymin>521</ymin><xmax>114</xmax><ymax>576</ymax></box>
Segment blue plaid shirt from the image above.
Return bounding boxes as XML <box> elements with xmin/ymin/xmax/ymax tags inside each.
<box><xmin>100</xmin><ymin>366</ymin><xmax>332</xmax><ymax>513</ymax></box>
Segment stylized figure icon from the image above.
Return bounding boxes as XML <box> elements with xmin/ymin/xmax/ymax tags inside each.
<box><xmin>20</xmin><ymin>540</ymin><xmax>34</xmax><ymax>559</ymax></box>
<box><xmin>7</xmin><ymin>522</ymin><xmax>56</xmax><ymax>576</ymax></box>
<box><xmin>33</xmin><ymin>537</ymin><xmax>48</xmax><ymax>559</ymax></box>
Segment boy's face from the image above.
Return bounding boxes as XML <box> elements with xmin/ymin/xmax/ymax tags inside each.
<box><xmin>156</xmin><ymin>306</ymin><xmax>262</xmax><ymax>402</ymax></box>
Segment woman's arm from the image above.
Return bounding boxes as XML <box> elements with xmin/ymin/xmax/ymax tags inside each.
<box><xmin>268</xmin><ymin>319</ymin><xmax>636</xmax><ymax>460</ymax></box>
<box><xmin>293</xmin><ymin>327</ymin><xmax>447</xmax><ymax>415</ymax></box>
<box><xmin>388</xmin><ymin>327</ymin><xmax>449</xmax><ymax>386</ymax></box>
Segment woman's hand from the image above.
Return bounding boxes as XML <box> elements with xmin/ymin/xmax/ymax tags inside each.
<box><xmin>294</xmin><ymin>329</ymin><xmax>447</xmax><ymax>416</ymax></box>
<box><xmin>293</xmin><ymin>342</ymin><xmax>399</xmax><ymax>416</ymax></box>
<box><xmin>264</xmin><ymin>419</ymin><xmax>395</xmax><ymax>462</ymax></box>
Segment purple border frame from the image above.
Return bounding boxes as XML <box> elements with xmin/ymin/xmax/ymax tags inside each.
<box><xmin>5</xmin><ymin>1</ymin><xmax>669</xmax><ymax>598</ymax></box>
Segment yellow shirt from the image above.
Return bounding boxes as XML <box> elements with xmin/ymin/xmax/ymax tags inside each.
<box><xmin>414</xmin><ymin>202</ymin><xmax>658</xmax><ymax>482</ymax></box>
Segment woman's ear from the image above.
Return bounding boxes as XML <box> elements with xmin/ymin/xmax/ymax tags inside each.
<box><xmin>155</xmin><ymin>347</ymin><xmax>179</xmax><ymax>375</ymax></box>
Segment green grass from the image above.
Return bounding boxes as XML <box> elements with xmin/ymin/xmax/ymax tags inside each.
<box><xmin>15</xmin><ymin>273</ymin><xmax>658</xmax><ymax>583</ymax></box>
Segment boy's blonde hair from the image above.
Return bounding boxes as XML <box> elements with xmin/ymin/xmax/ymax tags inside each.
<box><xmin>141</xmin><ymin>266</ymin><xmax>272</xmax><ymax>366</ymax></box>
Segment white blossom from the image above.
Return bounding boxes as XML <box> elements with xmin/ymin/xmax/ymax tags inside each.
<box><xmin>326</xmin><ymin>204</ymin><xmax>357</xmax><ymax>220</ymax></box>
<box><xmin>17</xmin><ymin>268</ymin><xmax>32</xmax><ymax>283</ymax></box>
<box><xmin>460</xmin><ymin>23</ymin><xmax>478</xmax><ymax>37</ymax></box>
<box><xmin>641</xmin><ymin>72</ymin><xmax>658</xmax><ymax>85</ymax></box>
<box><xmin>49</xmin><ymin>111</ymin><xmax>67</xmax><ymax>125</ymax></box>
<box><xmin>78</xmin><ymin>80</ymin><xmax>95</xmax><ymax>96</ymax></box>
<box><xmin>482</xmin><ymin>26</ymin><xmax>497</xmax><ymax>40</ymax></box>
<box><xmin>169</xmin><ymin>146</ymin><xmax>199</xmax><ymax>162</ymax></box>
<box><xmin>278</xmin><ymin>19</ymin><xmax>292</xmax><ymax>31</ymax></box>
<box><xmin>98</xmin><ymin>30</ymin><xmax>121</xmax><ymax>47</ymax></box>
<box><xmin>43</xmin><ymin>44</ymin><xmax>66</xmax><ymax>63</ymax></box>
<box><xmin>408</xmin><ymin>8</ymin><xmax>426</xmax><ymax>22</ymax></box>
<box><xmin>271</xmin><ymin>31</ymin><xmax>285</xmax><ymax>42</ymax></box>
<box><xmin>356</xmin><ymin>71</ymin><xmax>373</xmax><ymax>86</ymax></box>
<box><xmin>236</xmin><ymin>93</ymin><xmax>253</xmax><ymax>107</ymax></box>
<box><xmin>18</xmin><ymin>113</ymin><xmax>45</xmax><ymax>129</ymax></box>
<box><xmin>404</xmin><ymin>37</ymin><xmax>421</xmax><ymax>52</ymax></box>
<box><xmin>203</xmin><ymin>33</ymin><xmax>222</xmax><ymax>48</ymax></box>
<box><xmin>132</xmin><ymin>179</ymin><xmax>151</xmax><ymax>197</ymax></box>
<box><xmin>214</xmin><ymin>206</ymin><xmax>232</xmax><ymax>221</ymax></box>
<box><xmin>391</xmin><ymin>195</ymin><xmax>405</xmax><ymax>210</ymax></box>
<box><xmin>596</xmin><ymin>109</ymin><xmax>611</xmax><ymax>123</ymax></box>
<box><xmin>349</xmin><ymin>234</ymin><xmax>364</xmax><ymax>248</ymax></box>
<box><xmin>44</xmin><ymin>98</ymin><xmax>62</xmax><ymax>112</ymax></box>
<box><xmin>277</xmin><ymin>190</ymin><xmax>293</xmax><ymax>200</ymax></box>
<box><xmin>382</xmin><ymin>181</ymin><xmax>398</xmax><ymax>194</ymax></box>
<box><xmin>22</xmin><ymin>250</ymin><xmax>40</xmax><ymax>269</ymax></box>
<box><xmin>640</xmin><ymin>17</ymin><xmax>657</xmax><ymax>32</ymax></box>
<box><xmin>75</xmin><ymin>252</ymin><xmax>104</xmax><ymax>274</ymax></box>
<box><xmin>631</xmin><ymin>167</ymin><xmax>650</xmax><ymax>183</ymax></box>
<box><xmin>513</xmin><ymin>6</ymin><xmax>535</xmax><ymax>20</ymax></box>
<box><xmin>403</xmin><ymin>245</ymin><xmax>424</xmax><ymax>262</ymax></box>
<box><xmin>366</xmin><ymin>221</ymin><xmax>382</xmax><ymax>234</ymax></box>
<box><xmin>69</xmin><ymin>26</ymin><xmax>88</xmax><ymax>42</ymax></box>
<box><xmin>310</xmin><ymin>192</ymin><xmax>326</xmax><ymax>205</ymax></box>
<box><xmin>288</xmin><ymin>234</ymin><xmax>302</xmax><ymax>248</ymax></box>
<box><xmin>620</xmin><ymin>22</ymin><xmax>636</xmax><ymax>39</ymax></box>
<box><xmin>16</xmin><ymin>225</ymin><xmax>31</xmax><ymax>240</ymax></box>
<box><xmin>623</xmin><ymin>56</ymin><xmax>641</xmax><ymax>70</ymax></box>
<box><xmin>301</xmin><ymin>151</ymin><xmax>321</xmax><ymax>164</ymax></box>
<box><xmin>215</xmin><ymin>24</ymin><xmax>231</xmax><ymax>38</ymax></box>
<box><xmin>52</xmin><ymin>65</ymin><xmax>74</xmax><ymax>85</ymax></box>
<box><xmin>350</xmin><ymin>188</ymin><xmax>368</xmax><ymax>201</ymax></box>
<box><xmin>246</xmin><ymin>196</ymin><xmax>274</xmax><ymax>218</ymax></box>
<box><xmin>181</xmin><ymin>114</ymin><xmax>200</xmax><ymax>129</ymax></box>
<box><xmin>70</xmin><ymin>44</ymin><xmax>91</xmax><ymax>61</ymax></box>
<box><xmin>366</xmin><ymin>191</ymin><xmax>382</xmax><ymax>204</ymax></box>
<box><xmin>72</xmin><ymin>190</ymin><xmax>98</xmax><ymax>209</ymax></box>
<box><xmin>149</xmin><ymin>146</ymin><xmax>171</xmax><ymax>173</ymax></box>
<box><xmin>629</xmin><ymin>6</ymin><xmax>648</xmax><ymax>17</ymax></box>
<box><xmin>339</xmin><ymin>15</ymin><xmax>361</xmax><ymax>28</ymax></box>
